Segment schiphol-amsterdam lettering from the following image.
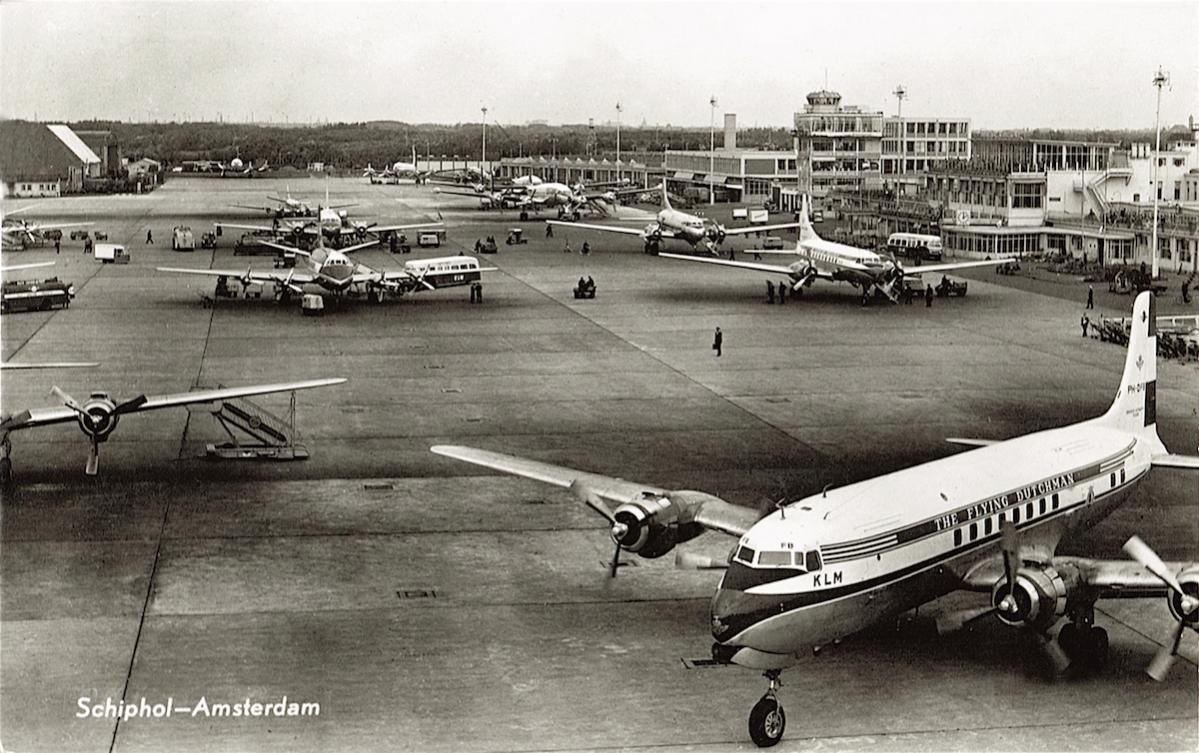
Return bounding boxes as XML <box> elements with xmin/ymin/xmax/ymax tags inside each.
<box><xmin>76</xmin><ymin>696</ymin><xmax>320</xmax><ymax>721</ymax></box>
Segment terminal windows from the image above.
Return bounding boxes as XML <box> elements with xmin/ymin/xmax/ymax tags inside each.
<box><xmin>1011</xmin><ymin>182</ymin><xmax>1043</xmax><ymax>209</ymax></box>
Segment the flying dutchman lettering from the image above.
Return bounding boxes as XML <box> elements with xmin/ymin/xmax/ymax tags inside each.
<box><xmin>933</xmin><ymin>472</ymin><xmax>1077</xmax><ymax>532</ymax></box>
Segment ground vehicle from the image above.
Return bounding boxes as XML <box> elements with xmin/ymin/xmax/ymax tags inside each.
<box><xmin>70</xmin><ymin>230</ymin><xmax>89</xmax><ymax>241</ymax></box>
<box><xmin>172</xmin><ymin>226</ymin><xmax>196</xmax><ymax>251</ymax></box>
<box><xmin>762</xmin><ymin>236</ymin><xmax>785</xmax><ymax>250</ymax></box>
<box><xmin>479</xmin><ymin>238</ymin><xmax>498</xmax><ymax>254</ymax></box>
<box><xmin>93</xmin><ymin>243</ymin><xmax>130</xmax><ymax>264</ymax></box>
<box><xmin>301</xmin><ymin>294</ymin><xmax>324</xmax><ymax>316</ymax></box>
<box><xmin>887</xmin><ymin>232</ymin><xmax>943</xmax><ymax>262</ymax></box>
<box><xmin>418</xmin><ymin>230</ymin><xmax>446</xmax><ymax>247</ymax></box>
<box><xmin>935</xmin><ymin>277</ymin><xmax>968</xmax><ymax>297</ymax></box>
<box><xmin>1</xmin><ymin>277</ymin><xmax>75</xmax><ymax>313</ymax></box>
<box><xmin>200</xmin><ymin>232</ymin><xmax>217</xmax><ymax>249</ymax></box>
<box><xmin>1109</xmin><ymin>269</ymin><xmax>1167</xmax><ymax>296</ymax></box>
<box><xmin>505</xmin><ymin>228</ymin><xmax>527</xmax><ymax>245</ymax></box>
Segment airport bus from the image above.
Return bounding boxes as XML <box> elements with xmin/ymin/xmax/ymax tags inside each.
<box><xmin>886</xmin><ymin>232</ymin><xmax>943</xmax><ymax>262</ymax></box>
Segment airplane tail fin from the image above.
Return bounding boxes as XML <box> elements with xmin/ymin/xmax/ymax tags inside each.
<box><xmin>798</xmin><ymin>195</ymin><xmax>819</xmax><ymax>243</ymax></box>
<box><xmin>1096</xmin><ymin>292</ymin><xmax>1165</xmax><ymax>451</ymax></box>
<box><xmin>660</xmin><ymin>182</ymin><xmax>672</xmax><ymax>211</ymax></box>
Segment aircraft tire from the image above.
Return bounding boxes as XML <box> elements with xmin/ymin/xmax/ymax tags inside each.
<box><xmin>748</xmin><ymin>696</ymin><xmax>785</xmax><ymax>748</ymax></box>
<box><xmin>1057</xmin><ymin>623</ymin><xmax>1080</xmax><ymax>659</ymax></box>
<box><xmin>1082</xmin><ymin>626</ymin><xmax>1109</xmax><ymax>671</ymax></box>
<box><xmin>0</xmin><ymin>457</ymin><xmax>11</xmax><ymax>487</ymax></box>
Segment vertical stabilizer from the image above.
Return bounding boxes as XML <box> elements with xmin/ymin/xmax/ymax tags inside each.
<box><xmin>798</xmin><ymin>195</ymin><xmax>819</xmax><ymax>244</ymax></box>
<box><xmin>660</xmin><ymin>182</ymin><xmax>672</xmax><ymax>211</ymax></box>
<box><xmin>1098</xmin><ymin>292</ymin><xmax>1165</xmax><ymax>450</ymax></box>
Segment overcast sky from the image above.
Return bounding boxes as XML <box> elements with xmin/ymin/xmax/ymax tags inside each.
<box><xmin>2</xmin><ymin>1</ymin><xmax>1196</xmax><ymax>130</ymax></box>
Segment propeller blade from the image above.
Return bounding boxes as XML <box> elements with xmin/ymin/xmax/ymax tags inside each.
<box><xmin>1146</xmin><ymin>619</ymin><xmax>1186</xmax><ymax>681</ymax></box>
<box><xmin>568</xmin><ymin>479</ymin><xmax>615</xmax><ymax>522</ymax></box>
<box><xmin>51</xmin><ymin>386</ymin><xmax>85</xmax><ymax>414</ymax></box>
<box><xmin>114</xmin><ymin>395</ymin><xmax>148</xmax><ymax>414</ymax></box>
<box><xmin>608</xmin><ymin>539</ymin><xmax>622</xmax><ymax>579</ymax></box>
<box><xmin>1123</xmin><ymin>536</ymin><xmax>1190</xmax><ymax>603</ymax></box>
<box><xmin>1033</xmin><ymin>629</ymin><xmax>1071</xmax><ymax>675</ymax></box>
<box><xmin>85</xmin><ymin>437</ymin><xmax>100</xmax><ymax>476</ymax></box>
<box><xmin>675</xmin><ymin>551</ymin><xmax>729</xmax><ymax>571</ymax></box>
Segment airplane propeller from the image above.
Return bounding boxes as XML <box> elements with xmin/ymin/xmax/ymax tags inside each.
<box><xmin>51</xmin><ymin>387</ymin><xmax>148</xmax><ymax>475</ymax></box>
<box><xmin>1122</xmin><ymin>535</ymin><xmax>1199</xmax><ymax>680</ymax></box>
<box><xmin>568</xmin><ymin>479</ymin><xmax>628</xmax><ymax>578</ymax></box>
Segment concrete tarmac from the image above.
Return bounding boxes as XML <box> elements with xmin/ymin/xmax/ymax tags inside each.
<box><xmin>2</xmin><ymin>178</ymin><xmax>1196</xmax><ymax>752</ymax></box>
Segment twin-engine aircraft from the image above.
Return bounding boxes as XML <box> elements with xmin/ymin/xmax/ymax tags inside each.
<box><xmin>158</xmin><ymin>213</ymin><xmax>495</xmax><ymax>307</ymax></box>
<box><xmin>433</xmin><ymin>291</ymin><xmax>1198</xmax><ymax>747</ymax></box>
<box><xmin>231</xmin><ymin>186</ymin><xmax>353</xmax><ymax>219</ymax></box>
<box><xmin>660</xmin><ymin>195</ymin><xmax>1005</xmax><ymax>304</ymax></box>
<box><xmin>546</xmin><ymin>182</ymin><xmax>801</xmax><ymax>255</ymax></box>
<box><xmin>435</xmin><ymin>177</ymin><xmax>634</xmax><ymax>219</ymax></box>
<box><xmin>0</xmin><ymin>377</ymin><xmax>344</xmax><ymax>479</ymax></box>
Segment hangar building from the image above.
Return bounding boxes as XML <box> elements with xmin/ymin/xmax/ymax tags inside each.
<box><xmin>0</xmin><ymin>121</ymin><xmax>102</xmax><ymax>197</ymax></box>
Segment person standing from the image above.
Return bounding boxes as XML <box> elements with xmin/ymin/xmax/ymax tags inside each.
<box><xmin>564</xmin><ymin>241</ymin><xmax>572</xmax><ymax>254</ymax></box>
<box><xmin>1081</xmin><ymin>313</ymin><xmax>1090</xmax><ymax>337</ymax></box>
<box><xmin>712</xmin><ymin>327</ymin><xmax>723</xmax><ymax>357</ymax></box>
<box><xmin>145</xmin><ymin>229</ymin><xmax>154</xmax><ymax>244</ymax></box>
<box><xmin>925</xmin><ymin>284</ymin><xmax>934</xmax><ymax>307</ymax></box>
<box><xmin>54</xmin><ymin>238</ymin><xmax>60</xmax><ymax>255</ymax></box>
<box><xmin>766</xmin><ymin>279</ymin><xmax>775</xmax><ymax>304</ymax></box>
<box><xmin>1086</xmin><ymin>284</ymin><xmax>1094</xmax><ymax>310</ymax></box>
<box><xmin>778</xmin><ymin>281</ymin><xmax>787</xmax><ymax>305</ymax></box>
<box><xmin>545</xmin><ymin>223</ymin><xmax>553</xmax><ymax>239</ymax></box>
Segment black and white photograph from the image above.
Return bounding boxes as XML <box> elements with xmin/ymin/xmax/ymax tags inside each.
<box><xmin>1</xmin><ymin>1</ymin><xmax>1197</xmax><ymax>750</ymax></box>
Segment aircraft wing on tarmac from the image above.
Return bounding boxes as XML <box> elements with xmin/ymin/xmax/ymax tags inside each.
<box><xmin>721</xmin><ymin>222</ymin><xmax>802</xmax><ymax>236</ymax></box>
<box><xmin>658</xmin><ymin>252</ymin><xmax>836</xmax><ymax>280</ymax></box>
<box><xmin>155</xmin><ymin>265</ymin><xmax>317</xmax><ymax>290</ymax></box>
<box><xmin>896</xmin><ymin>258</ymin><xmax>1011</xmax><ymax>275</ymax></box>
<box><xmin>0</xmin><ymin>378</ymin><xmax>346</xmax><ymax>475</ymax></box>
<box><xmin>431</xmin><ymin>445</ymin><xmax>760</xmax><ymax>538</ymax></box>
<box><xmin>1</xmin><ymin>261</ymin><xmax>56</xmax><ymax>273</ymax></box>
<box><xmin>545</xmin><ymin>220</ymin><xmax>673</xmax><ymax>239</ymax></box>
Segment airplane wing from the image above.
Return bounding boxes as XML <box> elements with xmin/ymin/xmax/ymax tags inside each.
<box><xmin>1</xmin><ymin>261</ymin><xmax>56</xmax><ymax>273</ymax></box>
<box><xmin>230</xmin><ymin>204</ymin><xmax>274</xmax><ymax>213</ymax></box>
<box><xmin>545</xmin><ymin>220</ymin><xmax>647</xmax><ymax>237</ymax></box>
<box><xmin>27</xmin><ymin>221</ymin><xmax>94</xmax><ymax>232</ymax></box>
<box><xmin>362</xmin><ymin>222</ymin><xmax>443</xmax><ymax>235</ymax></box>
<box><xmin>214</xmin><ymin>222</ymin><xmax>303</xmax><ymax>235</ymax></box>
<box><xmin>431</xmin><ymin>445</ymin><xmax>759</xmax><ymax>537</ymax></box>
<box><xmin>0</xmin><ymin>361</ymin><xmax>98</xmax><ymax>370</ymax></box>
<box><xmin>721</xmin><ymin>222</ymin><xmax>802</xmax><ymax>237</ymax></box>
<box><xmin>960</xmin><ymin>553</ymin><xmax>1192</xmax><ymax>599</ymax></box>
<box><xmin>658</xmin><ymin>253</ymin><xmax>817</xmax><ymax>277</ymax></box>
<box><xmin>898</xmin><ymin>258</ymin><xmax>1009</xmax><ymax>275</ymax></box>
<box><xmin>156</xmin><ymin>266</ymin><xmax>317</xmax><ymax>286</ymax></box>
<box><xmin>434</xmin><ymin>188</ymin><xmax>487</xmax><ymax>199</ymax></box>
<box><xmin>1</xmin><ymin>378</ymin><xmax>345</xmax><ymax>434</ymax></box>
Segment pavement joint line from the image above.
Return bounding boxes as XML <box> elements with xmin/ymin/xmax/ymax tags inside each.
<box><xmin>156</xmin><ymin>525</ymin><xmax>611</xmax><ymax>542</ymax></box>
<box><xmin>176</xmin><ymin>252</ymin><xmax>220</xmax><ymax>461</ymax></box>
<box><xmin>107</xmin><ymin>493</ymin><xmax>171</xmax><ymax>753</ymax></box>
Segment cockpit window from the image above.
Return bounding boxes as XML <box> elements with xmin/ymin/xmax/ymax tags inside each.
<box><xmin>805</xmin><ymin>551</ymin><xmax>822</xmax><ymax>572</ymax></box>
<box><xmin>735</xmin><ymin>545</ymin><xmax>755</xmax><ymax>563</ymax></box>
<box><xmin>757</xmin><ymin>550</ymin><xmax>794</xmax><ymax>567</ymax></box>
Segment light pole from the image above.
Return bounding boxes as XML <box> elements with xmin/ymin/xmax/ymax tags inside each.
<box><xmin>709</xmin><ymin>95</ymin><xmax>717</xmax><ymax>206</ymax></box>
<box><xmin>481</xmin><ymin>106</ymin><xmax>488</xmax><ymax>188</ymax></box>
<box><xmin>893</xmin><ymin>85</ymin><xmax>907</xmax><ymax>179</ymax></box>
<box><xmin>615</xmin><ymin>102</ymin><xmax>622</xmax><ymax>184</ymax></box>
<box><xmin>1150</xmin><ymin>68</ymin><xmax>1167</xmax><ymax>279</ymax></box>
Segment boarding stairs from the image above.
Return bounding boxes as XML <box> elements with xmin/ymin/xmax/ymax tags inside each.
<box><xmin>190</xmin><ymin>386</ymin><xmax>311</xmax><ymax>461</ymax></box>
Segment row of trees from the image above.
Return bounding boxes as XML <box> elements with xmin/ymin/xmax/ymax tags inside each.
<box><xmin>66</xmin><ymin>119</ymin><xmax>1196</xmax><ymax>170</ymax></box>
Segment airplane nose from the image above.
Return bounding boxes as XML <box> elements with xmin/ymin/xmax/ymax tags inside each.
<box><xmin>711</xmin><ymin>586</ymin><xmax>757</xmax><ymax>642</ymax></box>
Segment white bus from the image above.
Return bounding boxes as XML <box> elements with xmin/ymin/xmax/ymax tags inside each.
<box><xmin>886</xmin><ymin>232</ymin><xmax>943</xmax><ymax>262</ymax></box>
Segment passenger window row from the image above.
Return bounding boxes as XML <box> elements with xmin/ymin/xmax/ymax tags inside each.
<box><xmin>950</xmin><ymin>492</ymin><xmax>1063</xmax><ymax>548</ymax></box>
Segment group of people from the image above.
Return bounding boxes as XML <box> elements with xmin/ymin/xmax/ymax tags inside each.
<box><xmin>574</xmin><ymin>276</ymin><xmax>597</xmax><ymax>298</ymax></box>
<box><xmin>764</xmin><ymin>280</ymin><xmax>793</xmax><ymax>304</ymax></box>
<box><xmin>473</xmin><ymin>236</ymin><xmax>497</xmax><ymax>253</ymax></box>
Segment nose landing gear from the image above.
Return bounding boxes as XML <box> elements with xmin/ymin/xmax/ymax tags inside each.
<box><xmin>748</xmin><ymin>669</ymin><xmax>786</xmax><ymax>747</ymax></box>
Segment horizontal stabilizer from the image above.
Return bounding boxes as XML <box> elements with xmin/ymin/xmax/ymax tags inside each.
<box><xmin>945</xmin><ymin>437</ymin><xmax>999</xmax><ymax>447</ymax></box>
<box><xmin>1151</xmin><ymin>454</ymin><xmax>1199</xmax><ymax>470</ymax></box>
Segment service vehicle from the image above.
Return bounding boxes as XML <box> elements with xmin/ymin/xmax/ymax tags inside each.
<box><xmin>762</xmin><ymin>236</ymin><xmax>785</xmax><ymax>250</ymax></box>
<box><xmin>93</xmin><ymin>243</ymin><xmax>130</xmax><ymax>264</ymax></box>
<box><xmin>1</xmin><ymin>277</ymin><xmax>75</xmax><ymax>313</ymax></box>
<box><xmin>418</xmin><ymin>229</ymin><xmax>447</xmax><ymax>248</ymax></box>
<box><xmin>887</xmin><ymin>232</ymin><xmax>944</xmax><ymax>262</ymax></box>
<box><xmin>172</xmin><ymin>226</ymin><xmax>196</xmax><ymax>251</ymax></box>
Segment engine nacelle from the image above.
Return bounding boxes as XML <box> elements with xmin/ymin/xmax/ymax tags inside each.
<box><xmin>77</xmin><ymin>394</ymin><xmax>121</xmax><ymax>443</ymax></box>
<box><xmin>992</xmin><ymin>565</ymin><xmax>1068</xmax><ymax>630</ymax></box>
<box><xmin>1169</xmin><ymin>565</ymin><xmax>1199</xmax><ymax>627</ymax></box>
<box><xmin>610</xmin><ymin>495</ymin><xmax>703</xmax><ymax>559</ymax></box>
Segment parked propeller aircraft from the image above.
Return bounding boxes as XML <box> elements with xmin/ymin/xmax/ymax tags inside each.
<box><xmin>363</xmin><ymin>147</ymin><xmax>429</xmax><ymax>182</ymax></box>
<box><xmin>221</xmin><ymin>189</ymin><xmax>439</xmax><ymax>245</ymax></box>
<box><xmin>231</xmin><ymin>186</ymin><xmax>354</xmax><ymax>219</ymax></box>
<box><xmin>547</xmin><ymin>183</ymin><xmax>800</xmax><ymax>254</ymax></box>
<box><xmin>0</xmin><ymin>377</ymin><xmax>344</xmax><ymax>480</ymax></box>
<box><xmin>433</xmin><ymin>291</ymin><xmax>1198</xmax><ymax>747</ymax></box>
<box><xmin>437</xmin><ymin>178</ymin><xmax>637</xmax><ymax>220</ymax></box>
<box><xmin>659</xmin><ymin>196</ymin><xmax>1006</xmax><ymax>304</ymax></box>
<box><xmin>159</xmin><ymin>213</ymin><xmax>494</xmax><ymax>307</ymax></box>
<box><xmin>2</xmin><ymin>205</ymin><xmax>93</xmax><ymax>250</ymax></box>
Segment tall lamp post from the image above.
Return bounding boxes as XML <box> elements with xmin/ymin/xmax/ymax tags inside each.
<box><xmin>709</xmin><ymin>95</ymin><xmax>718</xmax><ymax>206</ymax></box>
<box><xmin>1150</xmin><ymin>68</ymin><xmax>1168</xmax><ymax>279</ymax></box>
<box><xmin>615</xmin><ymin>102</ymin><xmax>622</xmax><ymax>184</ymax></box>
<box><xmin>893</xmin><ymin>85</ymin><xmax>907</xmax><ymax>180</ymax></box>
<box><xmin>481</xmin><ymin>106</ymin><xmax>488</xmax><ymax>188</ymax></box>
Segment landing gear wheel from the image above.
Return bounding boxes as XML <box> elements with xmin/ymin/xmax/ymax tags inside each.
<box><xmin>1057</xmin><ymin>623</ymin><xmax>1080</xmax><ymax>659</ymax></box>
<box><xmin>748</xmin><ymin>695</ymin><xmax>785</xmax><ymax>748</ymax></box>
<box><xmin>0</xmin><ymin>456</ymin><xmax>11</xmax><ymax>487</ymax></box>
<box><xmin>1080</xmin><ymin>626</ymin><xmax>1109</xmax><ymax>672</ymax></box>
